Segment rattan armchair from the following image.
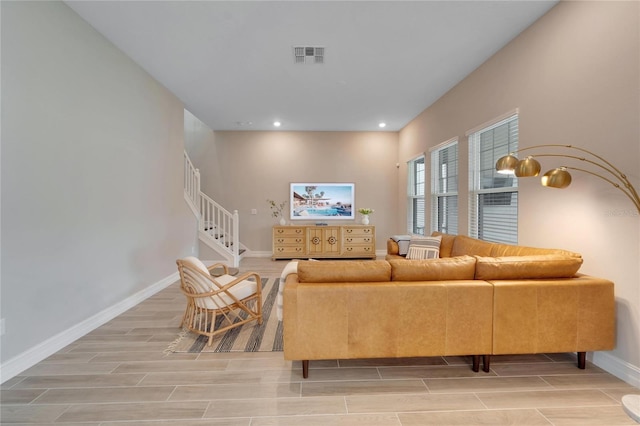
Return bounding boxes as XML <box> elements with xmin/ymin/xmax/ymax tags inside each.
<box><xmin>176</xmin><ymin>257</ymin><xmax>263</xmax><ymax>346</ymax></box>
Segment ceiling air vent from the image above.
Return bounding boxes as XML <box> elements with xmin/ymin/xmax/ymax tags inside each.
<box><xmin>293</xmin><ymin>46</ymin><xmax>324</xmax><ymax>64</ymax></box>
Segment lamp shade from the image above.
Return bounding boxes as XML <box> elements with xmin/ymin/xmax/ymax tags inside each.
<box><xmin>515</xmin><ymin>157</ymin><xmax>541</xmax><ymax>177</ymax></box>
<box><xmin>495</xmin><ymin>155</ymin><xmax>519</xmax><ymax>174</ymax></box>
<box><xmin>541</xmin><ymin>168</ymin><xmax>572</xmax><ymax>188</ymax></box>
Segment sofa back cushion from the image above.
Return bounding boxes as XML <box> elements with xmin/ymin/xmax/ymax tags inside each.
<box><xmin>451</xmin><ymin>235</ymin><xmax>495</xmax><ymax>257</ymax></box>
<box><xmin>389</xmin><ymin>255</ymin><xmax>477</xmax><ymax>281</ymax></box>
<box><xmin>488</xmin><ymin>243</ymin><xmax>581</xmax><ymax>257</ymax></box>
<box><xmin>450</xmin><ymin>234</ymin><xmax>582</xmax><ymax>259</ymax></box>
<box><xmin>297</xmin><ymin>260</ymin><xmax>391</xmax><ymax>283</ymax></box>
<box><xmin>474</xmin><ymin>255</ymin><xmax>583</xmax><ymax>280</ymax></box>
<box><xmin>431</xmin><ymin>232</ymin><xmax>456</xmax><ymax>258</ymax></box>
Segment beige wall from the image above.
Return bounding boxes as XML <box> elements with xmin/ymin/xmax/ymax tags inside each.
<box><xmin>1</xmin><ymin>1</ymin><xmax>195</xmax><ymax>369</ymax></box>
<box><xmin>197</xmin><ymin>131</ymin><xmax>400</xmax><ymax>254</ymax></box>
<box><xmin>399</xmin><ymin>1</ymin><xmax>639</xmax><ymax>379</ymax></box>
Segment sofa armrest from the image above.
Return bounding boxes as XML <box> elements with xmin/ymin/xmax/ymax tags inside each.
<box><xmin>387</xmin><ymin>238</ymin><xmax>401</xmax><ymax>256</ymax></box>
<box><xmin>490</xmin><ymin>275</ymin><xmax>615</xmax><ymax>355</ymax></box>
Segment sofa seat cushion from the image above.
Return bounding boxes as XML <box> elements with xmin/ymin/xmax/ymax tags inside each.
<box><xmin>389</xmin><ymin>255</ymin><xmax>476</xmax><ymax>281</ymax></box>
<box><xmin>297</xmin><ymin>260</ymin><xmax>391</xmax><ymax>283</ymax></box>
<box><xmin>474</xmin><ymin>254</ymin><xmax>583</xmax><ymax>280</ymax></box>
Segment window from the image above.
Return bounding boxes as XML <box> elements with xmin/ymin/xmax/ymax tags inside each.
<box><xmin>468</xmin><ymin>113</ymin><xmax>519</xmax><ymax>244</ymax></box>
<box><xmin>430</xmin><ymin>139</ymin><xmax>458</xmax><ymax>235</ymax></box>
<box><xmin>407</xmin><ymin>155</ymin><xmax>425</xmax><ymax>235</ymax></box>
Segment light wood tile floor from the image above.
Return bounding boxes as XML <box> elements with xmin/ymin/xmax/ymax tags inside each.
<box><xmin>1</xmin><ymin>257</ymin><xmax>638</xmax><ymax>425</ymax></box>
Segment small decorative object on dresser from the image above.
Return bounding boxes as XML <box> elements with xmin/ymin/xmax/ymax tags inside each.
<box><xmin>357</xmin><ymin>208</ymin><xmax>374</xmax><ymax>225</ymax></box>
<box><xmin>272</xmin><ymin>224</ymin><xmax>375</xmax><ymax>259</ymax></box>
<box><xmin>267</xmin><ymin>199</ymin><xmax>288</xmax><ymax>226</ymax></box>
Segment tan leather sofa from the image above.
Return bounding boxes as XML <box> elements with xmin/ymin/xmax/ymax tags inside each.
<box><xmin>282</xmin><ymin>233</ymin><xmax>615</xmax><ymax>378</ymax></box>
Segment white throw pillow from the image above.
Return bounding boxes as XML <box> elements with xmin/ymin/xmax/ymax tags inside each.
<box><xmin>406</xmin><ymin>236</ymin><xmax>442</xmax><ymax>260</ymax></box>
<box><xmin>181</xmin><ymin>256</ymin><xmax>214</xmax><ymax>294</ymax></box>
<box><xmin>182</xmin><ymin>256</ymin><xmax>210</xmax><ymax>274</ymax></box>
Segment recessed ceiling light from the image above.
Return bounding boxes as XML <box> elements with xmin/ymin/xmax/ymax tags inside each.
<box><xmin>273</xmin><ymin>121</ymin><xmax>281</xmax><ymax>127</ymax></box>
<box><xmin>378</xmin><ymin>122</ymin><xmax>387</xmax><ymax>128</ymax></box>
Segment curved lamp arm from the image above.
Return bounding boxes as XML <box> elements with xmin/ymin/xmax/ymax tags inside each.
<box><xmin>496</xmin><ymin>144</ymin><xmax>640</xmax><ymax>214</ymax></box>
<box><xmin>561</xmin><ymin>166</ymin><xmax>640</xmax><ymax>213</ymax></box>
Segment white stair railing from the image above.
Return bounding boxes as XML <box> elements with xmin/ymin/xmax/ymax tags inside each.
<box><xmin>200</xmin><ymin>193</ymin><xmax>240</xmax><ymax>258</ymax></box>
<box><xmin>183</xmin><ymin>152</ymin><xmax>200</xmax><ymax>215</ymax></box>
<box><xmin>184</xmin><ymin>150</ymin><xmax>241</xmax><ymax>267</ymax></box>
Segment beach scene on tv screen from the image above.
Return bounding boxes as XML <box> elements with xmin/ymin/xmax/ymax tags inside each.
<box><xmin>291</xmin><ymin>184</ymin><xmax>353</xmax><ymax>217</ymax></box>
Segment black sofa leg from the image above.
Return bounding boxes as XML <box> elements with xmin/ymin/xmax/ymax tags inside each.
<box><xmin>483</xmin><ymin>355</ymin><xmax>491</xmax><ymax>372</ymax></box>
<box><xmin>472</xmin><ymin>355</ymin><xmax>480</xmax><ymax>372</ymax></box>
<box><xmin>577</xmin><ymin>352</ymin><xmax>586</xmax><ymax>369</ymax></box>
<box><xmin>302</xmin><ymin>360</ymin><xmax>309</xmax><ymax>378</ymax></box>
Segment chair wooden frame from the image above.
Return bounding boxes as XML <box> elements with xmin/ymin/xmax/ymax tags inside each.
<box><xmin>176</xmin><ymin>259</ymin><xmax>263</xmax><ymax>346</ymax></box>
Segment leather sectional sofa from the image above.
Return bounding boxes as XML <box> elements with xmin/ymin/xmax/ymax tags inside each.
<box><xmin>282</xmin><ymin>233</ymin><xmax>615</xmax><ymax>378</ymax></box>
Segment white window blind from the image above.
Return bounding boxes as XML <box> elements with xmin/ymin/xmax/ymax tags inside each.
<box><xmin>430</xmin><ymin>139</ymin><xmax>458</xmax><ymax>235</ymax></box>
<box><xmin>407</xmin><ymin>155</ymin><xmax>425</xmax><ymax>235</ymax></box>
<box><xmin>468</xmin><ymin>114</ymin><xmax>519</xmax><ymax>244</ymax></box>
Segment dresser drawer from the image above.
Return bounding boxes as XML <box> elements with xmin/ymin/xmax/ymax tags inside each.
<box><xmin>274</xmin><ymin>246</ymin><xmax>306</xmax><ymax>256</ymax></box>
<box><xmin>274</xmin><ymin>236</ymin><xmax>305</xmax><ymax>245</ymax></box>
<box><xmin>343</xmin><ymin>226</ymin><xmax>374</xmax><ymax>236</ymax></box>
<box><xmin>344</xmin><ymin>235</ymin><xmax>374</xmax><ymax>245</ymax></box>
<box><xmin>274</xmin><ymin>227</ymin><xmax>305</xmax><ymax>237</ymax></box>
<box><xmin>343</xmin><ymin>246</ymin><xmax>375</xmax><ymax>257</ymax></box>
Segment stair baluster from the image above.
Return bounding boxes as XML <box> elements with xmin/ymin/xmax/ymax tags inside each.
<box><xmin>184</xmin><ymin>151</ymin><xmax>241</xmax><ymax>266</ymax></box>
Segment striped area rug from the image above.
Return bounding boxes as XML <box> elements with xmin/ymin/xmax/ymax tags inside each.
<box><xmin>167</xmin><ymin>277</ymin><xmax>283</xmax><ymax>353</ymax></box>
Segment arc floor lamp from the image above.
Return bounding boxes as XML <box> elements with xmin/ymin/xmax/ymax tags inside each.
<box><xmin>497</xmin><ymin>144</ymin><xmax>640</xmax><ymax>422</ymax></box>
<box><xmin>495</xmin><ymin>144</ymin><xmax>640</xmax><ymax>215</ymax></box>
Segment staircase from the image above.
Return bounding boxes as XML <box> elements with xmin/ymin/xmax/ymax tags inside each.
<box><xmin>184</xmin><ymin>151</ymin><xmax>243</xmax><ymax>267</ymax></box>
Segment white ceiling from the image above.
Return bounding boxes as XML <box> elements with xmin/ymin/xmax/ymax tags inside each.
<box><xmin>66</xmin><ymin>1</ymin><xmax>558</xmax><ymax>132</ymax></box>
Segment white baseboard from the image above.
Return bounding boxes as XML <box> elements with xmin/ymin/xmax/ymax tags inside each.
<box><xmin>245</xmin><ymin>251</ymin><xmax>273</xmax><ymax>258</ymax></box>
<box><xmin>592</xmin><ymin>351</ymin><xmax>640</xmax><ymax>388</ymax></box>
<box><xmin>0</xmin><ymin>271</ymin><xmax>179</xmax><ymax>384</ymax></box>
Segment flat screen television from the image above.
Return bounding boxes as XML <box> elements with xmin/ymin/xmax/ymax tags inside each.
<box><xmin>290</xmin><ymin>183</ymin><xmax>355</xmax><ymax>221</ymax></box>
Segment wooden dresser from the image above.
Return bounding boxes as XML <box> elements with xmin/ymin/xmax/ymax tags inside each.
<box><xmin>272</xmin><ymin>225</ymin><xmax>376</xmax><ymax>260</ymax></box>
